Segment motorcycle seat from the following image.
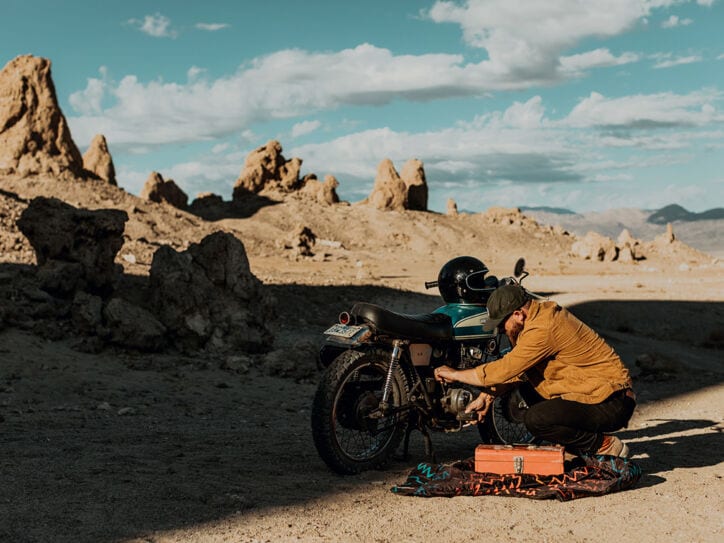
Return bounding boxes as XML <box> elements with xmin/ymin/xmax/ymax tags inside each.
<box><xmin>350</xmin><ymin>302</ymin><xmax>453</xmax><ymax>341</ymax></box>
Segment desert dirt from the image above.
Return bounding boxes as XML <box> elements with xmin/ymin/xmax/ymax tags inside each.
<box><xmin>1</xmin><ymin>175</ymin><xmax>723</xmax><ymax>543</ymax></box>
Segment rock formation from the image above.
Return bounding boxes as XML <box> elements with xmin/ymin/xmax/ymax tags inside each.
<box><xmin>320</xmin><ymin>175</ymin><xmax>341</xmax><ymax>205</ymax></box>
<box><xmin>233</xmin><ymin>140</ymin><xmax>303</xmax><ymax>199</ymax></box>
<box><xmin>82</xmin><ymin>134</ymin><xmax>116</xmax><ymax>185</ymax></box>
<box><xmin>447</xmin><ymin>198</ymin><xmax>458</xmax><ymax>216</ymax></box>
<box><xmin>571</xmin><ymin>231</ymin><xmax>619</xmax><ymax>262</ymax></box>
<box><xmin>481</xmin><ymin>207</ymin><xmax>536</xmax><ymax>227</ymax></box>
<box><xmin>17</xmin><ymin>197</ymin><xmax>128</xmax><ymax>296</ymax></box>
<box><xmin>0</xmin><ymin>55</ymin><xmax>83</xmax><ymax>177</ymax></box>
<box><xmin>364</xmin><ymin>159</ymin><xmax>408</xmax><ymax>211</ymax></box>
<box><xmin>140</xmin><ymin>171</ymin><xmax>188</xmax><ymax>209</ymax></box>
<box><xmin>363</xmin><ymin>158</ymin><xmax>430</xmax><ymax>211</ymax></box>
<box><xmin>400</xmin><ymin>159</ymin><xmax>428</xmax><ymax>211</ymax></box>
<box><xmin>617</xmin><ymin>229</ymin><xmax>644</xmax><ymax>262</ymax></box>
<box><xmin>300</xmin><ymin>174</ymin><xmax>340</xmax><ymax>205</ymax></box>
<box><xmin>188</xmin><ymin>192</ymin><xmax>225</xmax><ymax>219</ymax></box>
<box><xmin>283</xmin><ymin>225</ymin><xmax>317</xmax><ymax>258</ymax></box>
<box><xmin>149</xmin><ymin>231</ymin><xmax>275</xmax><ymax>352</ymax></box>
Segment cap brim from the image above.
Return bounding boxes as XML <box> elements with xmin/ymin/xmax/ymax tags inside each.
<box><xmin>482</xmin><ymin>315</ymin><xmax>504</xmax><ymax>332</ymax></box>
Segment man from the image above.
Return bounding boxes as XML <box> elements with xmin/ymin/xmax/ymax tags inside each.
<box><xmin>434</xmin><ymin>284</ymin><xmax>636</xmax><ymax>457</ymax></box>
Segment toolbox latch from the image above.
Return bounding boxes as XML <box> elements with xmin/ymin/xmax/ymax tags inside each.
<box><xmin>513</xmin><ymin>456</ymin><xmax>524</xmax><ymax>474</ymax></box>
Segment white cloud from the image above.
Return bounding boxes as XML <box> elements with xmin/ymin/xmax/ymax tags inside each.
<box><xmin>563</xmin><ymin>90</ymin><xmax>723</xmax><ymax>128</ymax></box>
<box><xmin>66</xmin><ymin>37</ymin><xmax>649</xmax><ymax>149</ymax></box>
<box><xmin>290</xmin><ymin>120</ymin><xmax>322</xmax><ymax>138</ymax></box>
<box><xmin>591</xmin><ymin>173</ymin><xmax>635</xmax><ymax>182</ymax></box>
<box><xmin>560</xmin><ymin>48</ymin><xmax>639</xmax><ymax>74</ymax></box>
<box><xmin>661</xmin><ymin>15</ymin><xmax>693</xmax><ymax>28</ymax></box>
<box><xmin>109</xmin><ymin>90</ymin><xmax>724</xmax><ymax>213</ymax></box>
<box><xmin>128</xmin><ymin>13</ymin><xmax>178</xmax><ymax>38</ymax></box>
<box><xmin>652</xmin><ymin>54</ymin><xmax>702</xmax><ymax>68</ymax></box>
<box><xmin>426</xmin><ymin>0</ymin><xmax>645</xmax><ymax>76</ymax></box>
<box><xmin>187</xmin><ymin>66</ymin><xmax>205</xmax><ymax>80</ymax></box>
<box><xmin>68</xmin><ymin>75</ymin><xmax>106</xmax><ymax>116</ymax></box>
<box><xmin>500</xmin><ymin>97</ymin><xmax>546</xmax><ymax>129</ymax></box>
<box><xmin>71</xmin><ymin>1</ymin><xmax>706</xmax><ymax>150</ymax></box>
<box><xmin>195</xmin><ymin>23</ymin><xmax>230</xmax><ymax>31</ymax></box>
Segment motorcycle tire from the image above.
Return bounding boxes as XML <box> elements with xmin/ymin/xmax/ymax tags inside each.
<box><xmin>477</xmin><ymin>387</ymin><xmax>538</xmax><ymax>445</ymax></box>
<box><xmin>311</xmin><ymin>348</ymin><xmax>410</xmax><ymax>474</ymax></box>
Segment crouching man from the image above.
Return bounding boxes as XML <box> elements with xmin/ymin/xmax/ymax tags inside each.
<box><xmin>434</xmin><ymin>285</ymin><xmax>636</xmax><ymax>457</ymax></box>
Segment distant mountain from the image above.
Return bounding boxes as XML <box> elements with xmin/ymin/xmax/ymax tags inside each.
<box><xmin>648</xmin><ymin>204</ymin><xmax>724</xmax><ymax>224</ymax></box>
<box><xmin>524</xmin><ymin>205</ymin><xmax>724</xmax><ymax>258</ymax></box>
<box><xmin>520</xmin><ymin>205</ymin><xmax>576</xmax><ymax>215</ymax></box>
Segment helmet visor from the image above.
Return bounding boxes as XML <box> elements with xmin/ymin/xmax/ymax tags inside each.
<box><xmin>465</xmin><ymin>270</ymin><xmax>489</xmax><ymax>291</ymax></box>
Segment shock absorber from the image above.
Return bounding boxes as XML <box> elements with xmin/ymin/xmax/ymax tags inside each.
<box><xmin>379</xmin><ymin>339</ymin><xmax>404</xmax><ymax>412</ymax></box>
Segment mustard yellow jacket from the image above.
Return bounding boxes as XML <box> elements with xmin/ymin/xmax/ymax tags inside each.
<box><xmin>474</xmin><ymin>300</ymin><xmax>633</xmax><ymax>404</ymax></box>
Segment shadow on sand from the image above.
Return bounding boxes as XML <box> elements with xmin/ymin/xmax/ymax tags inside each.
<box><xmin>187</xmin><ymin>193</ymin><xmax>281</xmax><ymax>221</ymax></box>
<box><xmin>0</xmin><ymin>265</ymin><xmax>722</xmax><ymax>542</ymax></box>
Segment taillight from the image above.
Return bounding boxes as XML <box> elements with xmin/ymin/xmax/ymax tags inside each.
<box><xmin>339</xmin><ymin>311</ymin><xmax>352</xmax><ymax>325</ymax></box>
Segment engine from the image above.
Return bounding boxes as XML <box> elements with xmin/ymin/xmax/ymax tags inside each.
<box><xmin>440</xmin><ymin>387</ymin><xmax>474</xmax><ymax>416</ymax></box>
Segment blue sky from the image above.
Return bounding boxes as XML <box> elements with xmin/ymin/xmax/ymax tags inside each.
<box><xmin>2</xmin><ymin>0</ymin><xmax>723</xmax><ymax>213</ymax></box>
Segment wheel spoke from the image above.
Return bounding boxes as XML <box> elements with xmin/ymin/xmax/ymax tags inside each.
<box><xmin>491</xmin><ymin>395</ymin><xmax>535</xmax><ymax>444</ymax></box>
<box><xmin>331</xmin><ymin>362</ymin><xmax>402</xmax><ymax>461</ymax></box>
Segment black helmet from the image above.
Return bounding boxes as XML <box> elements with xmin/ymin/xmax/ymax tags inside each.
<box><xmin>437</xmin><ymin>256</ymin><xmax>493</xmax><ymax>303</ymax></box>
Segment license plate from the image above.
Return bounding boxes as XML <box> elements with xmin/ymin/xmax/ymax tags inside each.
<box><xmin>324</xmin><ymin>324</ymin><xmax>366</xmax><ymax>338</ymax></box>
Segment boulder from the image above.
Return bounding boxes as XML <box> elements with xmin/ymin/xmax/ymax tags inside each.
<box><xmin>82</xmin><ymin>134</ymin><xmax>116</xmax><ymax>185</ymax></box>
<box><xmin>17</xmin><ymin>197</ymin><xmax>128</xmax><ymax>296</ymax></box>
<box><xmin>364</xmin><ymin>159</ymin><xmax>407</xmax><ymax>211</ymax></box>
<box><xmin>71</xmin><ymin>291</ymin><xmax>103</xmax><ymax>333</ymax></box>
<box><xmin>140</xmin><ymin>171</ymin><xmax>188</xmax><ymax>209</ymax></box>
<box><xmin>103</xmin><ymin>297</ymin><xmax>167</xmax><ymax>351</ymax></box>
<box><xmin>233</xmin><ymin>140</ymin><xmax>303</xmax><ymax>199</ymax></box>
<box><xmin>400</xmin><ymin>158</ymin><xmax>428</xmax><ymax>211</ymax></box>
<box><xmin>149</xmin><ymin>231</ymin><xmax>274</xmax><ymax>352</ymax></box>
<box><xmin>0</xmin><ymin>55</ymin><xmax>83</xmax><ymax>177</ymax></box>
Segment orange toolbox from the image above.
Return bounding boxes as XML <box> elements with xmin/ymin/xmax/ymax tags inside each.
<box><xmin>474</xmin><ymin>444</ymin><xmax>565</xmax><ymax>475</ymax></box>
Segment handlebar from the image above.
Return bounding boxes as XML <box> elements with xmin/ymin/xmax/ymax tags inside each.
<box><xmin>424</xmin><ymin>281</ymin><xmax>438</xmax><ymax>289</ymax></box>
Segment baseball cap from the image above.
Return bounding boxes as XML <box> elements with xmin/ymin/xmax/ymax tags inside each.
<box><xmin>485</xmin><ymin>284</ymin><xmax>529</xmax><ymax>329</ymax></box>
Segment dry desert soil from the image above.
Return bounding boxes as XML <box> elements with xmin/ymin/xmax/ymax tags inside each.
<box><xmin>0</xmin><ymin>175</ymin><xmax>723</xmax><ymax>543</ymax></box>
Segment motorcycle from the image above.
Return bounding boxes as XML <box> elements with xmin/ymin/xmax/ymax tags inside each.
<box><xmin>311</xmin><ymin>256</ymin><xmax>543</xmax><ymax>474</ymax></box>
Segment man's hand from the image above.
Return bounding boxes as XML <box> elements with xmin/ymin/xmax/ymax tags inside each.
<box><xmin>465</xmin><ymin>391</ymin><xmax>494</xmax><ymax>423</ymax></box>
<box><xmin>434</xmin><ymin>365</ymin><xmax>457</xmax><ymax>384</ymax></box>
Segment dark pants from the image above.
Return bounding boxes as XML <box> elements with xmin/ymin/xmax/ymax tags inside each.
<box><xmin>523</xmin><ymin>389</ymin><xmax>636</xmax><ymax>454</ymax></box>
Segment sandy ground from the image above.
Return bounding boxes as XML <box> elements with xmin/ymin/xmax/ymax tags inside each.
<box><xmin>1</xmin><ymin>176</ymin><xmax>723</xmax><ymax>542</ymax></box>
<box><xmin>1</xmin><ymin>266</ymin><xmax>722</xmax><ymax>543</ymax></box>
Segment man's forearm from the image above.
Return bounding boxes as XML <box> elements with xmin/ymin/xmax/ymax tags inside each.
<box><xmin>450</xmin><ymin>368</ymin><xmax>483</xmax><ymax>386</ymax></box>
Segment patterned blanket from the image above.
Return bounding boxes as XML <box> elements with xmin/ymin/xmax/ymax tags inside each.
<box><xmin>391</xmin><ymin>455</ymin><xmax>641</xmax><ymax>501</ymax></box>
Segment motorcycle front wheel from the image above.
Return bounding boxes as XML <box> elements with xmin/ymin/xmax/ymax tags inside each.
<box><xmin>478</xmin><ymin>386</ymin><xmax>538</xmax><ymax>445</ymax></box>
<box><xmin>311</xmin><ymin>348</ymin><xmax>409</xmax><ymax>474</ymax></box>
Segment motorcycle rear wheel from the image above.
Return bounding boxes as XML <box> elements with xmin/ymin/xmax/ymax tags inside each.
<box><xmin>311</xmin><ymin>348</ymin><xmax>410</xmax><ymax>474</ymax></box>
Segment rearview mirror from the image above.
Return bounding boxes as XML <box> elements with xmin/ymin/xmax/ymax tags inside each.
<box><xmin>514</xmin><ymin>258</ymin><xmax>526</xmax><ymax>278</ymax></box>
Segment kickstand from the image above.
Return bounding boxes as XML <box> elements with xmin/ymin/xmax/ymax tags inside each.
<box><xmin>395</xmin><ymin>413</ymin><xmax>437</xmax><ymax>464</ymax></box>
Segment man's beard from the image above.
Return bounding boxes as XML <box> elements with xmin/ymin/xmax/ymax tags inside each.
<box><xmin>507</xmin><ymin>321</ymin><xmax>524</xmax><ymax>345</ymax></box>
